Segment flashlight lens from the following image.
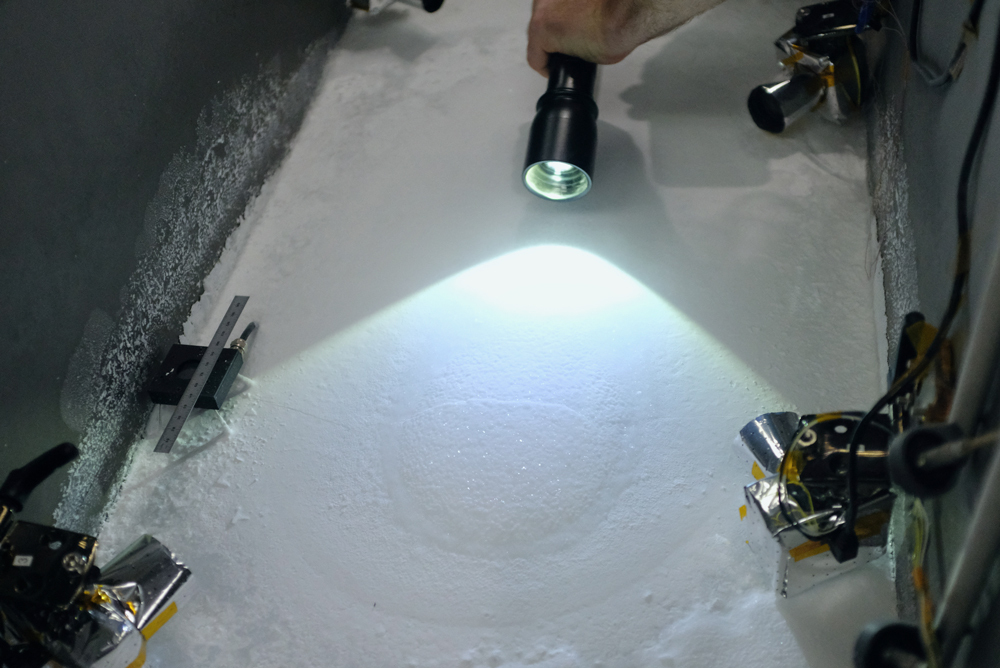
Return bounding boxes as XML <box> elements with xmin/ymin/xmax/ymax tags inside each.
<box><xmin>523</xmin><ymin>161</ymin><xmax>591</xmax><ymax>201</ymax></box>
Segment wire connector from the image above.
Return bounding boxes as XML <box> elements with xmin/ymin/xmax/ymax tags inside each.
<box><xmin>229</xmin><ymin>322</ymin><xmax>257</xmax><ymax>357</ymax></box>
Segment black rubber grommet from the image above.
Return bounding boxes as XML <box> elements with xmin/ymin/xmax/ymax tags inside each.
<box><xmin>888</xmin><ymin>423</ymin><xmax>965</xmax><ymax>498</ymax></box>
<box><xmin>854</xmin><ymin>621</ymin><xmax>925</xmax><ymax>668</ymax></box>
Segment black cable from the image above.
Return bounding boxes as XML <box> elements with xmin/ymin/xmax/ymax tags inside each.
<box><xmin>908</xmin><ymin>0</ymin><xmax>987</xmax><ymax>87</ymax></box>
<box><xmin>840</xmin><ymin>5</ymin><xmax>1000</xmax><ymax>548</ymax></box>
<box><xmin>239</xmin><ymin>322</ymin><xmax>257</xmax><ymax>341</ymax></box>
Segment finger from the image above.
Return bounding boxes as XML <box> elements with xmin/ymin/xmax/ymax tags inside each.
<box><xmin>526</xmin><ymin>29</ymin><xmax>550</xmax><ymax>76</ymax></box>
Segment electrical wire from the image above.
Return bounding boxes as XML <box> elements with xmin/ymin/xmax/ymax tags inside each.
<box><xmin>778</xmin><ymin>5</ymin><xmax>1000</xmax><ymax>544</ymax></box>
<box><xmin>777</xmin><ymin>414</ymin><xmax>846</xmax><ymax>539</ymax></box>
<box><xmin>908</xmin><ymin>0</ymin><xmax>987</xmax><ymax>86</ymax></box>
<box><xmin>840</xmin><ymin>5</ymin><xmax>1000</xmax><ymax>547</ymax></box>
<box><xmin>911</xmin><ymin>499</ymin><xmax>942</xmax><ymax>667</ymax></box>
<box><xmin>918</xmin><ymin>428</ymin><xmax>1000</xmax><ymax>468</ymax></box>
<box><xmin>238</xmin><ymin>322</ymin><xmax>257</xmax><ymax>341</ymax></box>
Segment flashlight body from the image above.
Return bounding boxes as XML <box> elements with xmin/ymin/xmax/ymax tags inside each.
<box><xmin>543</xmin><ymin>53</ymin><xmax>598</xmax><ymax>99</ymax></box>
<box><xmin>523</xmin><ymin>54</ymin><xmax>599</xmax><ymax>200</ymax></box>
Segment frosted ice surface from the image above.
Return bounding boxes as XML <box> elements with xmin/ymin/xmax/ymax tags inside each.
<box><xmin>101</xmin><ymin>253</ymin><xmax>802</xmax><ymax>666</ymax></box>
<box><xmin>96</xmin><ymin>0</ymin><xmax>895</xmax><ymax>665</ymax></box>
<box><xmin>390</xmin><ymin>400</ymin><xmax>621</xmax><ymax>552</ymax></box>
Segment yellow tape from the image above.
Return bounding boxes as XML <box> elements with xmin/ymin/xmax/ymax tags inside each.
<box><xmin>907</xmin><ymin>321</ymin><xmax>938</xmax><ymax>358</ymax></box>
<box><xmin>141</xmin><ymin>602</ymin><xmax>178</xmax><ymax>640</ymax></box>
<box><xmin>783</xmin><ymin>450</ymin><xmax>804</xmax><ymax>483</ymax></box>
<box><xmin>739</xmin><ymin>505</ymin><xmax>748</xmax><ymax>520</ymax></box>
<box><xmin>788</xmin><ymin>511</ymin><xmax>890</xmax><ymax>562</ymax></box>
<box><xmin>854</xmin><ymin>510</ymin><xmax>891</xmax><ymax>539</ymax></box>
<box><xmin>126</xmin><ymin>640</ymin><xmax>147</xmax><ymax>668</ymax></box>
<box><xmin>82</xmin><ymin>588</ymin><xmax>112</xmax><ymax>608</ymax></box>
<box><xmin>780</xmin><ymin>51</ymin><xmax>805</xmax><ymax>67</ymax></box>
<box><xmin>789</xmin><ymin>540</ymin><xmax>830</xmax><ymax>562</ymax></box>
<box><xmin>751</xmin><ymin>461</ymin><xmax>766</xmax><ymax>481</ymax></box>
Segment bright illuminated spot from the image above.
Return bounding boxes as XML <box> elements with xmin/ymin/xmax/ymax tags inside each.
<box><xmin>452</xmin><ymin>245</ymin><xmax>646</xmax><ymax>316</ymax></box>
<box><xmin>523</xmin><ymin>161</ymin><xmax>591</xmax><ymax>200</ymax></box>
<box><xmin>549</xmin><ymin>162</ymin><xmax>571</xmax><ymax>174</ymax></box>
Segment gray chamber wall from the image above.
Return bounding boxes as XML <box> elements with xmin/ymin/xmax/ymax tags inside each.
<box><xmin>0</xmin><ymin>0</ymin><xmax>350</xmax><ymax>531</ymax></box>
<box><xmin>867</xmin><ymin>0</ymin><xmax>1000</xmax><ymax>657</ymax></box>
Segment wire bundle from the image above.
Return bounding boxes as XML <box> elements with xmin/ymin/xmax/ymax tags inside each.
<box><xmin>776</xmin><ymin>3</ymin><xmax>1000</xmax><ymax>553</ymax></box>
<box><xmin>911</xmin><ymin>499</ymin><xmax>942</xmax><ymax>667</ymax></box>
<box><xmin>909</xmin><ymin>0</ymin><xmax>987</xmax><ymax>86</ymax></box>
<box><xmin>840</xmin><ymin>2</ymin><xmax>1000</xmax><ymax>549</ymax></box>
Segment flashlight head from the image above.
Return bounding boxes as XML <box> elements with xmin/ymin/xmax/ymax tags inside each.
<box><xmin>523</xmin><ymin>161</ymin><xmax>591</xmax><ymax>201</ymax></box>
<box><xmin>523</xmin><ymin>54</ymin><xmax>598</xmax><ymax>201</ymax></box>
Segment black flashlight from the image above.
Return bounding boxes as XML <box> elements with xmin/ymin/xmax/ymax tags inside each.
<box><xmin>522</xmin><ymin>53</ymin><xmax>598</xmax><ymax>201</ymax></box>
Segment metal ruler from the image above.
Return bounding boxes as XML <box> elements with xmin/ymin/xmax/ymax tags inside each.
<box><xmin>154</xmin><ymin>295</ymin><xmax>249</xmax><ymax>454</ymax></box>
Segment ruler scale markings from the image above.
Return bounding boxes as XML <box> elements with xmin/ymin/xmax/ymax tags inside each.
<box><xmin>154</xmin><ymin>295</ymin><xmax>249</xmax><ymax>453</ymax></box>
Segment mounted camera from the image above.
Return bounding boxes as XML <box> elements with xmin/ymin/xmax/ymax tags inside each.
<box><xmin>0</xmin><ymin>444</ymin><xmax>191</xmax><ymax>668</ymax></box>
<box><xmin>738</xmin><ymin>312</ymin><xmax>946</xmax><ymax>606</ymax></box>
<box><xmin>748</xmin><ymin>0</ymin><xmax>879</xmax><ymax>133</ymax></box>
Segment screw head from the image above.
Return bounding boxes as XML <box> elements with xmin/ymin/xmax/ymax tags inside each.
<box><xmin>62</xmin><ymin>552</ymin><xmax>88</xmax><ymax>574</ymax></box>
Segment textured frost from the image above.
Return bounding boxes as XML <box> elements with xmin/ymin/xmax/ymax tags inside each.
<box><xmin>54</xmin><ymin>39</ymin><xmax>333</xmax><ymax>534</ymax></box>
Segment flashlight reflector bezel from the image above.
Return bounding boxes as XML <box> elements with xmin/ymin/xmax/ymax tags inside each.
<box><xmin>522</xmin><ymin>160</ymin><xmax>592</xmax><ymax>201</ymax></box>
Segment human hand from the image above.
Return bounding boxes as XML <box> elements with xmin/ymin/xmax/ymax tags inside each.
<box><xmin>526</xmin><ymin>0</ymin><xmax>728</xmax><ymax>76</ymax></box>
